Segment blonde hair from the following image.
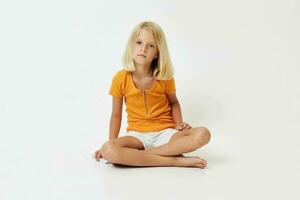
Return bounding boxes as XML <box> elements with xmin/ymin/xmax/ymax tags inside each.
<box><xmin>122</xmin><ymin>21</ymin><xmax>174</xmax><ymax>80</ymax></box>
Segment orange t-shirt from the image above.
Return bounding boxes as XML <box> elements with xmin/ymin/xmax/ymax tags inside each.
<box><xmin>109</xmin><ymin>69</ymin><xmax>176</xmax><ymax>132</ymax></box>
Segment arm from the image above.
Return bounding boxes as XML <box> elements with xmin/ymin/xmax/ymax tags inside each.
<box><xmin>166</xmin><ymin>93</ymin><xmax>183</xmax><ymax>125</ymax></box>
<box><xmin>94</xmin><ymin>96</ymin><xmax>123</xmax><ymax>162</ymax></box>
<box><xmin>166</xmin><ymin>93</ymin><xmax>191</xmax><ymax>131</ymax></box>
<box><xmin>109</xmin><ymin>96</ymin><xmax>123</xmax><ymax>140</ymax></box>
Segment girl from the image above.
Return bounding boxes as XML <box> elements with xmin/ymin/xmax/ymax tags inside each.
<box><xmin>94</xmin><ymin>21</ymin><xmax>211</xmax><ymax>168</ymax></box>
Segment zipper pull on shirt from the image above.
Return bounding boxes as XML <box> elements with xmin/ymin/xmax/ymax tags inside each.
<box><xmin>141</xmin><ymin>89</ymin><xmax>150</xmax><ymax>117</ymax></box>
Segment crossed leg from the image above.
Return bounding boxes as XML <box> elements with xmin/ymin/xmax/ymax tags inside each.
<box><xmin>98</xmin><ymin>136</ymin><xmax>186</xmax><ymax>167</ymax></box>
<box><xmin>97</xmin><ymin>127</ymin><xmax>211</xmax><ymax>168</ymax></box>
<box><xmin>146</xmin><ymin>127</ymin><xmax>211</xmax><ymax>156</ymax></box>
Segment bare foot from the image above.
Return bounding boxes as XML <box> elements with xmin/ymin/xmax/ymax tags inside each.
<box><xmin>175</xmin><ymin>156</ymin><xmax>207</xmax><ymax>168</ymax></box>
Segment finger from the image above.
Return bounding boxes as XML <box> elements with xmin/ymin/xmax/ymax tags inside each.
<box><xmin>186</xmin><ymin>123</ymin><xmax>191</xmax><ymax>128</ymax></box>
<box><xmin>95</xmin><ymin>151</ymin><xmax>100</xmax><ymax>159</ymax></box>
<box><xmin>96</xmin><ymin>152</ymin><xmax>101</xmax><ymax>161</ymax></box>
<box><xmin>182</xmin><ymin>123</ymin><xmax>188</xmax><ymax>129</ymax></box>
<box><xmin>99</xmin><ymin>153</ymin><xmax>103</xmax><ymax>159</ymax></box>
<box><xmin>183</xmin><ymin>125</ymin><xmax>191</xmax><ymax>130</ymax></box>
<box><xmin>94</xmin><ymin>151</ymin><xmax>99</xmax><ymax>159</ymax></box>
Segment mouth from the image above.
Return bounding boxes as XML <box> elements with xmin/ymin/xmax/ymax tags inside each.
<box><xmin>138</xmin><ymin>54</ymin><xmax>146</xmax><ymax>58</ymax></box>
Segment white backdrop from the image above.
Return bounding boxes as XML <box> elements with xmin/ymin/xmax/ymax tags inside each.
<box><xmin>0</xmin><ymin>0</ymin><xmax>299</xmax><ymax>199</ymax></box>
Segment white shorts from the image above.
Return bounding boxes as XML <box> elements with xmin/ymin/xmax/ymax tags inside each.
<box><xmin>127</xmin><ymin>128</ymin><xmax>179</xmax><ymax>150</ymax></box>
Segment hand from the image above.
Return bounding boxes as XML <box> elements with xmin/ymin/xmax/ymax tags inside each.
<box><xmin>175</xmin><ymin>122</ymin><xmax>192</xmax><ymax>131</ymax></box>
<box><xmin>94</xmin><ymin>149</ymin><xmax>103</xmax><ymax>162</ymax></box>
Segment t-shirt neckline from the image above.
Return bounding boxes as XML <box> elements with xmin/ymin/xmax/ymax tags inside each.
<box><xmin>129</xmin><ymin>72</ymin><xmax>156</xmax><ymax>92</ymax></box>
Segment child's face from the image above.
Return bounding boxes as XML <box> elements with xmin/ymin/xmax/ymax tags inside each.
<box><xmin>132</xmin><ymin>29</ymin><xmax>158</xmax><ymax>67</ymax></box>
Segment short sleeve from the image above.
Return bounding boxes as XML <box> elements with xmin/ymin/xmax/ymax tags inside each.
<box><xmin>109</xmin><ymin>71</ymin><xmax>124</xmax><ymax>97</ymax></box>
<box><xmin>166</xmin><ymin>77</ymin><xmax>176</xmax><ymax>94</ymax></box>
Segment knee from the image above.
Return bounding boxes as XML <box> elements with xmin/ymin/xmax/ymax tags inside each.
<box><xmin>194</xmin><ymin>127</ymin><xmax>211</xmax><ymax>145</ymax></box>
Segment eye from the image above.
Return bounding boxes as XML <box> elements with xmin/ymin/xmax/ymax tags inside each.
<box><xmin>136</xmin><ymin>41</ymin><xmax>142</xmax><ymax>45</ymax></box>
<box><xmin>150</xmin><ymin>44</ymin><xmax>155</xmax><ymax>48</ymax></box>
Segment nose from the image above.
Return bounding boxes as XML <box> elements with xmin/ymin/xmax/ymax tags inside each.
<box><xmin>140</xmin><ymin>44</ymin><xmax>147</xmax><ymax>52</ymax></box>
